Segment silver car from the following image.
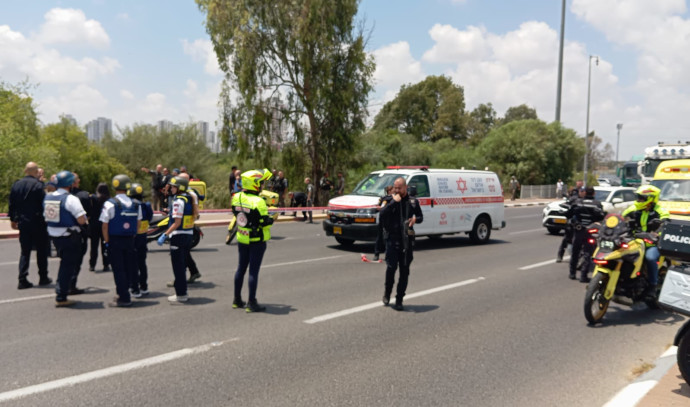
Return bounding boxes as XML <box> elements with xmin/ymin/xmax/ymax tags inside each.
<box><xmin>542</xmin><ymin>186</ymin><xmax>637</xmax><ymax>234</ymax></box>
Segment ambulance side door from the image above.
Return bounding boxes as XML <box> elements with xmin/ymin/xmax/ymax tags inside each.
<box><xmin>407</xmin><ymin>174</ymin><xmax>438</xmax><ymax>235</ymax></box>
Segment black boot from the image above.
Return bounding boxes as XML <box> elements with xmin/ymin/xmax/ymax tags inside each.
<box><xmin>373</xmin><ymin>253</ymin><xmax>379</xmax><ymax>261</ymax></box>
<box><xmin>392</xmin><ymin>297</ymin><xmax>404</xmax><ymax>311</ymax></box>
<box><xmin>642</xmin><ymin>285</ymin><xmax>658</xmax><ymax>301</ymax></box>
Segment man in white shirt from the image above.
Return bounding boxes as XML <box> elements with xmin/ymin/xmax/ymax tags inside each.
<box><xmin>44</xmin><ymin>171</ymin><xmax>87</xmax><ymax>307</ymax></box>
<box><xmin>100</xmin><ymin>174</ymin><xmax>142</xmax><ymax>308</ymax></box>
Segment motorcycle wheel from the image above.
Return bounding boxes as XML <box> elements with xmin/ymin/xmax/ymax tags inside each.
<box><xmin>191</xmin><ymin>227</ymin><xmax>201</xmax><ymax>248</ymax></box>
<box><xmin>678</xmin><ymin>331</ymin><xmax>690</xmax><ymax>385</ymax></box>
<box><xmin>584</xmin><ymin>272</ymin><xmax>610</xmax><ymax>325</ymax></box>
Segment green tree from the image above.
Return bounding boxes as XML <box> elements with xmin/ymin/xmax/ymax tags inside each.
<box><xmin>197</xmin><ymin>0</ymin><xmax>375</xmax><ymax>187</ymax></box>
<box><xmin>466</xmin><ymin>102</ymin><xmax>497</xmax><ymax>146</ymax></box>
<box><xmin>478</xmin><ymin>119</ymin><xmax>583</xmax><ymax>187</ymax></box>
<box><xmin>373</xmin><ymin>75</ymin><xmax>467</xmax><ymax>142</ymax></box>
<box><xmin>500</xmin><ymin>104</ymin><xmax>538</xmax><ymax>126</ymax></box>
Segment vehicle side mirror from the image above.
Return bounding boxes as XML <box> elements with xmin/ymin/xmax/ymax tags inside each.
<box><xmin>611</xmin><ymin>198</ymin><xmax>623</xmax><ymax>204</ymax></box>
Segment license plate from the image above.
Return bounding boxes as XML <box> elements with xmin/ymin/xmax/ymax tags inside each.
<box><xmin>600</xmin><ymin>240</ymin><xmax>614</xmax><ymax>250</ymax></box>
<box><xmin>333</xmin><ymin>226</ymin><xmax>342</xmax><ymax>235</ymax></box>
<box><xmin>554</xmin><ymin>218</ymin><xmax>567</xmax><ymax>224</ymax></box>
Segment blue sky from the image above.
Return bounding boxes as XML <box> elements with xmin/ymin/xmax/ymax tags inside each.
<box><xmin>2</xmin><ymin>0</ymin><xmax>690</xmax><ymax>160</ymax></box>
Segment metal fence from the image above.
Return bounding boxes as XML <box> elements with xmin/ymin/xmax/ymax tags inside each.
<box><xmin>516</xmin><ymin>184</ymin><xmax>563</xmax><ymax>199</ymax></box>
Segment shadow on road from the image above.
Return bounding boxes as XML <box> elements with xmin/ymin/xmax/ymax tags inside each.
<box><xmin>263</xmin><ymin>303</ymin><xmax>297</xmax><ymax>315</ymax></box>
<box><xmin>586</xmin><ymin>306</ymin><xmax>684</xmax><ymax>328</ymax></box>
<box><xmin>191</xmin><ymin>247</ymin><xmax>219</xmax><ymax>253</ymax></box>
<box><xmin>327</xmin><ymin>236</ymin><xmax>510</xmax><ymax>253</ymax></box>
<box><xmin>400</xmin><ymin>304</ymin><xmax>439</xmax><ymax>313</ymax></box>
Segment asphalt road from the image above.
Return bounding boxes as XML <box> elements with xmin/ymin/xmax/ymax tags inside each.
<box><xmin>0</xmin><ymin>207</ymin><xmax>685</xmax><ymax>406</ymax></box>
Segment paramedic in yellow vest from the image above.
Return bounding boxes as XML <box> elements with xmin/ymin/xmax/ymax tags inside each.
<box><xmin>157</xmin><ymin>176</ymin><xmax>195</xmax><ymax>304</ymax></box>
<box><xmin>231</xmin><ymin>169</ymin><xmax>274</xmax><ymax>313</ymax></box>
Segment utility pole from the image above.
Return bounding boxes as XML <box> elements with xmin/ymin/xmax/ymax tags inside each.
<box><xmin>555</xmin><ymin>0</ymin><xmax>566</xmax><ymax>122</ymax></box>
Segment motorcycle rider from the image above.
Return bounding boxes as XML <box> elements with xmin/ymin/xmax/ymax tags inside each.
<box><xmin>565</xmin><ymin>186</ymin><xmax>605</xmax><ymax>282</ymax></box>
<box><xmin>622</xmin><ymin>185</ymin><xmax>669</xmax><ymax>299</ymax></box>
<box><xmin>231</xmin><ymin>168</ymin><xmax>275</xmax><ymax>313</ymax></box>
<box><xmin>556</xmin><ymin>180</ymin><xmax>583</xmax><ymax>262</ymax></box>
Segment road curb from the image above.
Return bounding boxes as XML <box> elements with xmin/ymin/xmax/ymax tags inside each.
<box><xmin>603</xmin><ymin>346</ymin><xmax>677</xmax><ymax>407</ymax></box>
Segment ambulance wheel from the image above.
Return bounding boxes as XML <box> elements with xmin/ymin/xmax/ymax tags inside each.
<box><xmin>469</xmin><ymin>216</ymin><xmax>491</xmax><ymax>244</ymax></box>
<box><xmin>335</xmin><ymin>236</ymin><xmax>355</xmax><ymax>246</ymax></box>
<box><xmin>428</xmin><ymin>234</ymin><xmax>443</xmax><ymax>240</ymax></box>
<box><xmin>191</xmin><ymin>228</ymin><xmax>201</xmax><ymax>248</ymax></box>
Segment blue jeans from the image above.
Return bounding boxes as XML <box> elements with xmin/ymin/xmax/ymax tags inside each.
<box><xmin>235</xmin><ymin>242</ymin><xmax>267</xmax><ymax>301</ymax></box>
<box><xmin>645</xmin><ymin>246</ymin><xmax>660</xmax><ymax>286</ymax></box>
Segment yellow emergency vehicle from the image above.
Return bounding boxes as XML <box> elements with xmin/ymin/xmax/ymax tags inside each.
<box><xmin>652</xmin><ymin>159</ymin><xmax>690</xmax><ymax>220</ymax></box>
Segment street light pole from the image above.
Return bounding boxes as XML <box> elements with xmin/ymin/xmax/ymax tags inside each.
<box><xmin>555</xmin><ymin>0</ymin><xmax>566</xmax><ymax>122</ymax></box>
<box><xmin>583</xmin><ymin>55</ymin><xmax>599</xmax><ymax>187</ymax></box>
<box><xmin>616</xmin><ymin>123</ymin><xmax>623</xmax><ymax>163</ymax></box>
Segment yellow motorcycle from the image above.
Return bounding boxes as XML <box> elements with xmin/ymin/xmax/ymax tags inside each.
<box><xmin>584</xmin><ymin>214</ymin><xmax>667</xmax><ymax>325</ymax></box>
<box><xmin>226</xmin><ymin>190</ymin><xmax>281</xmax><ymax>245</ymax></box>
<box><xmin>147</xmin><ymin>214</ymin><xmax>203</xmax><ymax>248</ymax></box>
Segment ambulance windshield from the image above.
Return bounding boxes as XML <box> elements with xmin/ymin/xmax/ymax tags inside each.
<box><xmin>351</xmin><ymin>173</ymin><xmax>402</xmax><ymax>196</ymax></box>
<box><xmin>652</xmin><ymin>179</ymin><xmax>690</xmax><ymax>202</ymax></box>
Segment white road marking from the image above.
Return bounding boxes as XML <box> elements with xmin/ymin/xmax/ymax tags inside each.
<box><xmin>509</xmin><ymin>228</ymin><xmax>546</xmax><ymax>235</ymax></box>
<box><xmin>303</xmin><ymin>277</ymin><xmax>485</xmax><ymax>324</ymax></box>
<box><xmin>262</xmin><ymin>255</ymin><xmax>346</xmax><ymax>269</ymax></box>
<box><xmin>603</xmin><ymin>346</ymin><xmax>677</xmax><ymax>407</ymax></box>
<box><xmin>0</xmin><ymin>294</ymin><xmax>55</xmax><ymax>305</ymax></box>
<box><xmin>0</xmin><ymin>339</ymin><xmax>236</xmax><ymax>403</ymax></box>
<box><xmin>518</xmin><ymin>256</ymin><xmax>571</xmax><ymax>270</ymax></box>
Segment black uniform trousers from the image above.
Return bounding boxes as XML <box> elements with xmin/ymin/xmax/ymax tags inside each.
<box><xmin>234</xmin><ymin>241</ymin><xmax>267</xmax><ymax>302</ymax></box>
<box><xmin>109</xmin><ymin>235</ymin><xmax>136</xmax><ymax>303</ymax></box>
<box><xmin>170</xmin><ymin>234</ymin><xmax>192</xmax><ymax>296</ymax></box>
<box><xmin>557</xmin><ymin>226</ymin><xmax>573</xmax><ymax>259</ymax></box>
<box><xmin>52</xmin><ymin>234</ymin><xmax>81</xmax><ymax>301</ymax></box>
<box><xmin>570</xmin><ymin>228</ymin><xmax>594</xmax><ymax>279</ymax></box>
<box><xmin>71</xmin><ymin>225</ymin><xmax>88</xmax><ymax>288</ymax></box>
<box><xmin>18</xmin><ymin>221</ymin><xmax>49</xmax><ymax>282</ymax></box>
<box><xmin>89</xmin><ymin>221</ymin><xmax>109</xmax><ymax>269</ymax></box>
<box><xmin>132</xmin><ymin>234</ymin><xmax>148</xmax><ymax>292</ymax></box>
<box><xmin>384</xmin><ymin>237</ymin><xmax>414</xmax><ymax>301</ymax></box>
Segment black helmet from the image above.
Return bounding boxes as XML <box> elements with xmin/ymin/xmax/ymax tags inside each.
<box><xmin>128</xmin><ymin>182</ymin><xmax>144</xmax><ymax>199</ymax></box>
<box><xmin>168</xmin><ymin>175</ymin><xmax>189</xmax><ymax>192</ymax></box>
<box><xmin>112</xmin><ymin>174</ymin><xmax>131</xmax><ymax>191</ymax></box>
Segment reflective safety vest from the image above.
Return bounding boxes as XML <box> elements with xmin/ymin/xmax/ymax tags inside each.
<box><xmin>134</xmin><ymin>200</ymin><xmax>153</xmax><ymax>235</ymax></box>
<box><xmin>44</xmin><ymin>194</ymin><xmax>77</xmax><ymax>228</ymax></box>
<box><xmin>169</xmin><ymin>194</ymin><xmax>195</xmax><ymax>230</ymax></box>
<box><xmin>231</xmin><ymin>191</ymin><xmax>272</xmax><ymax>244</ymax></box>
<box><xmin>107</xmin><ymin>198</ymin><xmax>139</xmax><ymax>236</ymax></box>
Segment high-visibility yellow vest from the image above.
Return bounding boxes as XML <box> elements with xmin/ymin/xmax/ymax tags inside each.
<box><xmin>231</xmin><ymin>191</ymin><xmax>272</xmax><ymax>244</ymax></box>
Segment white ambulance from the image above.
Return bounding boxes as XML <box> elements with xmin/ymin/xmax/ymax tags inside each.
<box><xmin>323</xmin><ymin>166</ymin><xmax>506</xmax><ymax>245</ymax></box>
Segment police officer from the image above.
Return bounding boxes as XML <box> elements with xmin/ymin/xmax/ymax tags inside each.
<box><xmin>231</xmin><ymin>169</ymin><xmax>275</xmax><ymax>313</ymax></box>
<box><xmin>566</xmin><ymin>186</ymin><xmax>605</xmax><ymax>282</ymax></box>
<box><xmin>101</xmin><ymin>175</ymin><xmax>141</xmax><ymax>307</ymax></box>
<box><xmin>44</xmin><ymin>171</ymin><xmax>87</xmax><ymax>307</ymax></box>
<box><xmin>157</xmin><ymin>175</ymin><xmax>195</xmax><ymax>303</ymax></box>
<box><xmin>622</xmin><ymin>185</ymin><xmax>669</xmax><ymax>299</ymax></box>
<box><xmin>379</xmin><ymin>177</ymin><xmax>423</xmax><ymax>311</ymax></box>
<box><xmin>556</xmin><ymin>181</ymin><xmax>584</xmax><ymax>263</ymax></box>
<box><xmin>9</xmin><ymin>162</ymin><xmax>51</xmax><ymax>289</ymax></box>
<box><xmin>128</xmin><ymin>183</ymin><xmax>152</xmax><ymax>297</ymax></box>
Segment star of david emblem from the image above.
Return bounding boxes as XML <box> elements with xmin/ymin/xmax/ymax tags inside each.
<box><xmin>456</xmin><ymin>177</ymin><xmax>467</xmax><ymax>193</ymax></box>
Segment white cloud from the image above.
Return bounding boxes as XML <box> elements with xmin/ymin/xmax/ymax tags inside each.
<box><xmin>0</xmin><ymin>20</ymin><xmax>119</xmax><ymax>84</ymax></box>
<box><xmin>182</xmin><ymin>39</ymin><xmax>222</xmax><ymax>76</ymax></box>
<box><xmin>372</xmin><ymin>41</ymin><xmax>425</xmax><ymax>103</ymax></box>
<box><xmin>120</xmin><ymin>89</ymin><xmax>134</xmax><ymax>100</ymax></box>
<box><xmin>422</xmin><ymin>24</ymin><xmax>489</xmax><ymax>63</ymax></box>
<box><xmin>38</xmin><ymin>84</ymin><xmax>108</xmax><ymax>123</ymax></box>
<box><xmin>36</xmin><ymin>8</ymin><xmax>110</xmax><ymax>48</ymax></box>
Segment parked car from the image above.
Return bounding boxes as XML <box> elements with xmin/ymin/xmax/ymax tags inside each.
<box><xmin>596</xmin><ymin>176</ymin><xmax>622</xmax><ymax>187</ymax></box>
<box><xmin>541</xmin><ymin>186</ymin><xmax>636</xmax><ymax>235</ymax></box>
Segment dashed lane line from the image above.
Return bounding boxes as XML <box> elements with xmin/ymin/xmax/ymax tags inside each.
<box><xmin>303</xmin><ymin>277</ymin><xmax>485</xmax><ymax>324</ymax></box>
<box><xmin>0</xmin><ymin>339</ymin><xmax>237</xmax><ymax>403</ymax></box>
<box><xmin>518</xmin><ymin>256</ymin><xmax>571</xmax><ymax>270</ymax></box>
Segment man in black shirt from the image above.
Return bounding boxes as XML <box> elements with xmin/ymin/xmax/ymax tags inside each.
<box><xmin>566</xmin><ymin>186</ymin><xmax>605</xmax><ymax>282</ymax></box>
<box><xmin>69</xmin><ymin>172</ymin><xmax>91</xmax><ymax>294</ymax></box>
<box><xmin>379</xmin><ymin>177</ymin><xmax>423</xmax><ymax>311</ymax></box>
<box><xmin>9</xmin><ymin>162</ymin><xmax>51</xmax><ymax>289</ymax></box>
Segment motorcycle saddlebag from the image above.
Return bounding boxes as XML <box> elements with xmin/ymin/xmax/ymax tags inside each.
<box><xmin>658</xmin><ymin>219</ymin><xmax>690</xmax><ymax>262</ymax></box>
<box><xmin>659</xmin><ymin>265</ymin><xmax>690</xmax><ymax>317</ymax></box>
